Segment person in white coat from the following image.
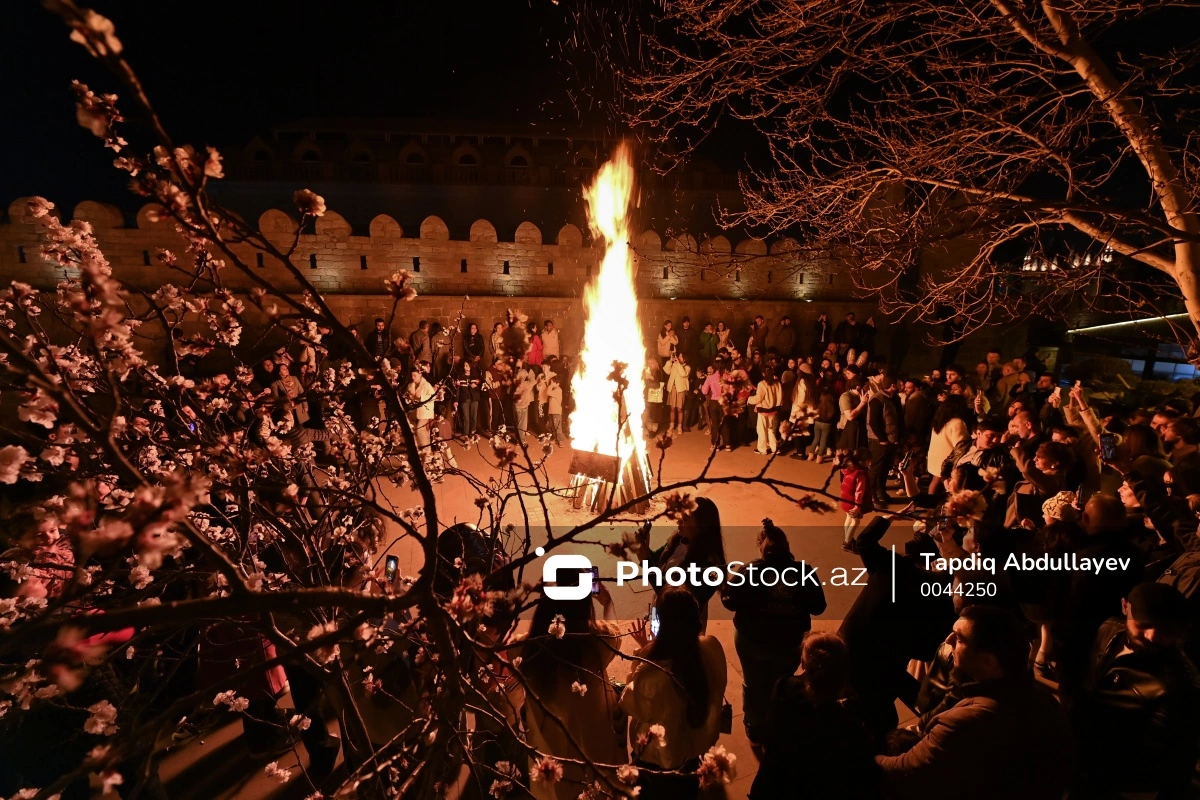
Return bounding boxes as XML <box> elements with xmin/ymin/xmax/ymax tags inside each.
<box><xmin>751</xmin><ymin>367</ymin><xmax>784</xmax><ymax>454</ymax></box>
<box><xmin>926</xmin><ymin>393</ymin><xmax>973</xmax><ymax>495</ymax></box>
<box><xmin>405</xmin><ymin>368</ymin><xmax>437</xmax><ymax>454</ymax></box>
<box><xmin>664</xmin><ymin>352</ymin><xmax>693</xmax><ymax>436</ymax></box>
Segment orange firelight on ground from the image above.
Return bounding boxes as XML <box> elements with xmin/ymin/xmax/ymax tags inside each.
<box><xmin>569</xmin><ymin>143</ymin><xmax>650</xmax><ymax>473</ymax></box>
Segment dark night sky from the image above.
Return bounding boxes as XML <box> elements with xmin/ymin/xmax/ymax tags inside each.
<box><xmin>0</xmin><ymin>0</ymin><xmax>590</xmax><ymax>211</ymax></box>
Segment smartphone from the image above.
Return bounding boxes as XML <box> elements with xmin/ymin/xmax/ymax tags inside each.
<box><xmin>385</xmin><ymin>555</ymin><xmax>398</xmax><ymax>582</ymax></box>
<box><xmin>648</xmin><ymin>606</ymin><xmax>660</xmax><ymax>639</ymax></box>
<box><xmin>1074</xmin><ymin>380</ymin><xmax>1082</xmax><ymax>389</ymax></box>
<box><xmin>590</xmin><ymin>566</ymin><xmax>601</xmax><ymax>595</ymax></box>
<box><xmin>1099</xmin><ymin>433</ymin><xmax>1118</xmax><ymax>462</ymax></box>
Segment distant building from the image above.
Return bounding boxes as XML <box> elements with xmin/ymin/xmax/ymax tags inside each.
<box><xmin>213</xmin><ymin>119</ymin><xmax>745</xmax><ymax>244</ymax></box>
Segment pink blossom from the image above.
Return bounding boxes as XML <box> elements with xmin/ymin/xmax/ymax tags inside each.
<box><xmin>446</xmin><ymin>574</ymin><xmax>498</xmax><ymax>622</ymax></box>
<box><xmin>264</xmin><ymin>762</ymin><xmax>292</xmax><ymax>784</ymax></box>
<box><xmin>530</xmin><ymin>756</ymin><xmax>563</xmax><ymax>784</ymax></box>
<box><xmin>306</xmin><ymin>622</ymin><xmax>341</xmax><ymax>664</ymax></box>
<box><xmin>26</xmin><ymin>197</ymin><xmax>55</xmax><ymax>219</ymax></box>
<box><xmin>636</xmin><ymin>723</ymin><xmax>668</xmax><ymax>750</ymax></box>
<box><xmin>67</xmin><ymin>10</ymin><xmax>123</xmax><ymax>57</ymax></box>
<box><xmin>204</xmin><ymin>147</ymin><xmax>224</xmax><ymax>179</ymax></box>
<box><xmin>662</xmin><ymin>491</ymin><xmax>697</xmax><ymax>520</ymax></box>
<box><xmin>945</xmin><ymin>489</ymin><xmax>987</xmax><ymax>524</ymax></box>
<box><xmin>129</xmin><ymin>565</ymin><xmax>153</xmax><ymax>590</ymax></box>
<box><xmin>0</xmin><ymin>446</ymin><xmax>30</xmax><ymax>484</ymax></box>
<box><xmin>384</xmin><ymin>271</ymin><xmax>418</xmax><ymax>301</ymax></box>
<box><xmin>696</xmin><ymin>744</ymin><xmax>737</xmax><ymax>788</ymax></box>
<box><xmin>547</xmin><ymin>614</ymin><xmax>566</xmax><ymax>640</ymax></box>
<box><xmin>213</xmin><ymin>690</ymin><xmax>250</xmax><ymax>713</ymax></box>
<box><xmin>617</xmin><ymin>764</ymin><xmax>639</xmax><ymax>785</ymax></box>
<box><xmin>99</xmin><ymin>770</ymin><xmax>124</xmax><ymax>795</ymax></box>
<box><xmin>293</xmin><ymin>189</ymin><xmax>326</xmax><ymax>217</ymax></box>
<box><xmin>77</xmin><ymin>519</ymin><xmax>134</xmax><ymax>558</ymax></box>
<box><xmin>489</xmin><ymin>760</ymin><xmax>521</xmax><ymax>797</ymax></box>
<box><xmin>135</xmin><ymin>521</ymin><xmax>183</xmax><ymax>569</ymax></box>
<box><xmin>70</xmin><ymin>82</ymin><xmax>125</xmax><ymax>151</ymax></box>
<box><xmin>84</xmin><ymin>699</ymin><xmax>118</xmax><ymax>736</ymax></box>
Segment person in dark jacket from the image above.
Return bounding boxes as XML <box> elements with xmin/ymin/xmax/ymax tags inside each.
<box><xmin>750</xmin><ymin>632</ymin><xmax>879</xmax><ymax>799</ymax></box>
<box><xmin>365</xmin><ymin>317</ymin><xmax>392</xmax><ymax>362</ymax></box>
<box><xmin>409</xmin><ymin>319</ymin><xmax>432</xmax><ymax>365</ymax></box>
<box><xmin>866</xmin><ymin>376</ymin><xmax>903</xmax><ymax>506</ymax></box>
<box><xmin>748</xmin><ymin>314</ymin><xmax>769</xmax><ymax>357</ymax></box>
<box><xmin>1073</xmin><ymin>582</ymin><xmax>1200</xmax><ymax>800</ymax></box>
<box><xmin>698</xmin><ymin>322</ymin><xmax>718</xmax><ymax>366</ymax></box>
<box><xmin>876</xmin><ymin>605</ymin><xmax>1074</xmax><ymax>800</ymax></box>
<box><xmin>769</xmin><ymin>316</ymin><xmax>796</xmax><ymax>360</ymax></box>
<box><xmin>461</xmin><ymin>322</ymin><xmax>486</xmax><ymax>365</ymax></box>
<box><xmin>839</xmin><ymin>517</ymin><xmax>956</xmax><ymax>736</ymax></box>
<box><xmin>450</xmin><ymin>360</ymin><xmax>482</xmax><ymax>440</ymax></box>
<box><xmin>721</xmin><ymin>519</ymin><xmax>826</xmax><ymax>743</ymax></box>
<box><xmin>676</xmin><ymin>316</ymin><xmax>700</xmax><ymax>367</ymax></box>
<box><xmin>834</xmin><ymin>312</ymin><xmax>858</xmax><ymax>357</ymax></box>
<box><xmin>855</xmin><ymin>316</ymin><xmax>878</xmax><ymax>360</ymax></box>
<box><xmin>812</xmin><ymin>313</ymin><xmax>831</xmax><ymax>357</ymax></box>
<box><xmin>1054</xmin><ymin>493</ymin><xmax>1145</xmax><ymax>701</ymax></box>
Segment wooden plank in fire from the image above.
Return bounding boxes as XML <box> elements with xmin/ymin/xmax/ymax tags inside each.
<box><xmin>568</xmin><ymin>451</ymin><xmax>620</xmax><ymax>483</ymax></box>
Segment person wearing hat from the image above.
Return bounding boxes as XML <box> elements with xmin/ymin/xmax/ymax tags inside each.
<box><xmin>1073</xmin><ymin>581</ymin><xmax>1200</xmax><ymax>798</ymax></box>
<box><xmin>1015</xmin><ymin>492</ymin><xmax>1084</xmax><ymax>679</ymax></box>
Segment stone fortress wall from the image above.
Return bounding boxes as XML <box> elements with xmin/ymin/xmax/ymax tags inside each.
<box><xmin>0</xmin><ymin>196</ymin><xmax>1011</xmax><ymax>368</ymax></box>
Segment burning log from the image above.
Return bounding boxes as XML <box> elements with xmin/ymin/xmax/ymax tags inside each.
<box><xmin>568</xmin><ymin>446</ymin><xmax>651</xmax><ymax>514</ymax></box>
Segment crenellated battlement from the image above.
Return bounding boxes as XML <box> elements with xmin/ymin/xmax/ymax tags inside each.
<box><xmin>0</xmin><ymin>197</ymin><xmax>850</xmax><ymax>302</ymax></box>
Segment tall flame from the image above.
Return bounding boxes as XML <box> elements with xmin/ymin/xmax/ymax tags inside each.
<box><xmin>570</xmin><ymin>143</ymin><xmax>649</xmax><ymax>465</ymax></box>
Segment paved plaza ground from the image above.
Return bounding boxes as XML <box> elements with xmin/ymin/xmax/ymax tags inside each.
<box><xmin>157</xmin><ymin>431</ymin><xmax>920</xmax><ymax>799</ymax></box>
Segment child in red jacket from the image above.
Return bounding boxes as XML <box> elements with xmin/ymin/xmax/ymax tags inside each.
<box><xmin>839</xmin><ymin>449</ymin><xmax>873</xmax><ymax>551</ymax></box>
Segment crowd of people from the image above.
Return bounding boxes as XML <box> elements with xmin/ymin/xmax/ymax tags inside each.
<box><xmin>490</xmin><ymin>310</ymin><xmax>1200</xmax><ymax>799</ymax></box>
<box><xmin>160</xmin><ymin>306</ymin><xmax>1200</xmax><ymax>798</ymax></box>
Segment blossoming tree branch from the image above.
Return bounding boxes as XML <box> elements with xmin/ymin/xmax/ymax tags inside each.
<box><xmin>0</xmin><ymin>3</ymin><xmax>843</xmax><ymax>798</ymax></box>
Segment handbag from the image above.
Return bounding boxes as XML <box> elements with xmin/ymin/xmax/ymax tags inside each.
<box><xmin>647</xmin><ymin>385</ymin><xmax>664</xmax><ymax>404</ymax></box>
<box><xmin>719</xmin><ymin>697</ymin><xmax>733</xmax><ymax>734</ymax></box>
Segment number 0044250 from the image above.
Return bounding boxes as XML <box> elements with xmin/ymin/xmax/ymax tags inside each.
<box><xmin>920</xmin><ymin>582</ymin><xmax>997</xmax><ymax>597</ymax></box>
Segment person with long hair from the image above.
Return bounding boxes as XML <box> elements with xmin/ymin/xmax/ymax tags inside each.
<box><xmin>621</xmin><ymin>588</ymin><xmax>727</xmax><ymax>799</ymax></box>
<box><xmin>749</xmin><ymin>632</ymin><xmax>878</xmax><ymax>799</ymax></box>
<box><xmin>633</xmin><ymin>497</ymin><xmax>727</xmax><ymax>631</ymax></box>
<box><xmin>699</xmin><ymin>361</ymin><xmax>725</xmax><ymax>450</ymax></box>
<box><xmin>715</xmin><ymin>320</ymin><xmax>732</xmax><ymax>350</ymax></box>
<box><xmin>449</xmin><ymin>359</ymin><xmax>481</xmax><ymax>443</ymax></box>
<box><xmin>512</xmin><ymin>589</ymin><xmax>625</xmax><ymax>800</ymax></box>
<box><xmin>526</xmin><ymin>321</ymin><xmax>544</xmax><ymax>366</ymax></box>
<box><xmin>1114</xmin><ymin>423</ymin><xmax>1172</xmax><ymax>491</ymax></box>
<box><xmin>805</xmin><ymin>386</ymin><xmax>840</xmax><ymax>462</ymax></box>
<box><xmin>657</xmin><ymin>320</ymin><xmax>678</xmax><ymax>360</ymax></box>
<box><xmin>927</xmin><ymin>393</ymin><xmax>973</xmax><ymax>495</ymax></box>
